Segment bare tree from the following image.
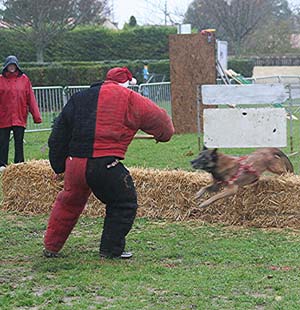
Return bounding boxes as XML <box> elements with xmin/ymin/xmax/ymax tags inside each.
<box><xmin>2</xmin><ymin>0</ymin><xmax>110</xmax><ymax>62</ymax></box>
<box><xmin>184</xmin><ymin>0</ymin><xmax>291</xmax><ymax>55</ymax></box>
<box><xmin>243</xmin><ymin>18</ymin><xmax>292</xmax><ymax>54</ymax></box>
<box><xmin>76</xmin><ymin>0</ymin><xmax>110</xmax><ymax>24</ymax></box>
<box><xmin>289</xmin><ymin>0</ymin><xmax>300</xmax><ymax>35</ymax></box>
<box><xmin>136</xmin><ymin>0</ymin><xmax>188</xmax><ymax>26</ymax></box>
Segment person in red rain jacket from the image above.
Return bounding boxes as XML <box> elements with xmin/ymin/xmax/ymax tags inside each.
<box><xmin>0</xmin><ymin>55</ymin><xmax>42</xmax><ymax>172</ymax></box>
<box><xmin>44</xmin><ymin>67</ymin><xmax>175</xmax><ymax>259</ymax></box>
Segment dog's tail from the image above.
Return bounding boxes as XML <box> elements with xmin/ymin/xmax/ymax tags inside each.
<box><xmin>273</xmin><ymin>148</ymin><xmax>294</xmax><ymax>173</ymax></box>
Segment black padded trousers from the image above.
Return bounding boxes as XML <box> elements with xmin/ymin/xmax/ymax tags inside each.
<box><xmin>86</xmin><ymin>157</ymin><xmax>138</xmax><ymax>257</ymax></box>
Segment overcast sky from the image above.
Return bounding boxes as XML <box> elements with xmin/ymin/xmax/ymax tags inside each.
<box><xmin>112</xmin><ymin>0</ymin><xmax>300</xmax><ymax>28</ymax></box>
<box><xmin>112</xmin><ymin>0</ymin><xmax>192</xmax><ymax>27</ymax></box>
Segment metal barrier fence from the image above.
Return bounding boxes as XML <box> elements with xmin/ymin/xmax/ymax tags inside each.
<box><xmin>139</xmin><ymin>82</ymin><xmax>171</xmax><ymax>114</ymax></box>
<box><xmin>217</xmin><ymin>75</ymin><xmax>300</xmax><ymax>85</ymax></box>
<box><xmin>64</xmin><ymin>85</ymin><xmax>89</xmax><ymax>102</ymax></box>
<box><xmin>64</xmin><ymin>85</ymin><xmax>140</xmax><ymax>101</ymax></box>
<box><xmin>27</xmin><ymin>82</ymin><xmax>171</xmax><ymax>132</ymax></box>
<box><xmin>28</xmin><ymin>86</ymin><xmax>64</xmax><ymax>132</ymax></box>
<box><xmin>253</xmin><ymin>75</ymin><xmax>300</xmax><ymax>85</ymax></box>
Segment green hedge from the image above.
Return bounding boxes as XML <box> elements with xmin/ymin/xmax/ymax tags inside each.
<box><xmin>24</xmin><ymin>65</ymin><xmax>108</xmax><ymax>86</ymax></box>
<box><xmin>0</xmin><ymin>26</ymin><xmax>177</xmax><ymax>63</ymax></box>
<box><xmin>0</xmin><ymin>30</ymin><xmax>36</xmax><ymax>61</ymax></box>
<box><xmin>228</xmin><ymin>58</ymin><xmax>255</xmax><ymax>77</ymax></box>
<box><xmin>23</xmin><ymin>60</ymin><xmax>170</xmax><ymax>86</ymax></box>
<box><xmin>0</xmin><ymin>25</ymin><xmax>254</xmax><ymax>83</ymax></box>
<box><xmin>22</xmin><ymin>58</ymin><xmax>253</xmax><ymax>86</ymax></box>
<box><xmin>48</xmin><ymin>26</ymin><xmax>176</xmax><ymax>61</ymax></box>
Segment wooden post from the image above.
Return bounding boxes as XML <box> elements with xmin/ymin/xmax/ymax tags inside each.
<box><xmin>169</xmin><ymin>33</ymin><xmax>216</xmax><ymax>134</ymax></box>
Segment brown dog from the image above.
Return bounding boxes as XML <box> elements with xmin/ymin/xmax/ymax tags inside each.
<box><xmin>191</xmin><ymin>146</ymin><xmax>294</xmax><ymax>208</ymax></box>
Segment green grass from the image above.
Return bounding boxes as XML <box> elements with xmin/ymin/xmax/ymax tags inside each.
<box><xmin>1</xmin><ymin>213</ymin><xmax>300</xmax><ymax>309</ymax></box>
<box><xmin>1</xmin><ymin>131</ymin><xmax>300</xmax><ymax>309</ymax></box>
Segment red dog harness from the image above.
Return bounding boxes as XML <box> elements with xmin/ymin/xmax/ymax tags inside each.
<box><xmin>221</xmin><ymin>156</ymin><xmax>260</xmax><ymax>185</ymax></box>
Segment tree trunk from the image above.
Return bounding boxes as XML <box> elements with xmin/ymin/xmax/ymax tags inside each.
<box><xmin>36</xmin><ymin>46</ymin><xmax>44</xmax><ymax>63</ymax></box>
<box><xmin>234</xmin><ymin>40</ymin><xmax>242</xmax><ymax>57</ymax></box>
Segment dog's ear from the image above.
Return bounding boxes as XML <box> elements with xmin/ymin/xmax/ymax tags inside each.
<box><xmin>211</xmin><ymin>148</ymin><xmax>218</xmax><ymax>161</ymax></box>
<box><xmin>202</xmin><ymin>144</ymin><xmax>208</xmax><ymax>150</ymax></box>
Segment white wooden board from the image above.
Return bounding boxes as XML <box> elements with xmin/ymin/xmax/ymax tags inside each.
<box><xmin>289</xmin><ymin>85</ymin><xmax>300</xmax><ymax>99</ymax></box>
<box><xmin>203</xmin><ymin>108</ymin><xmax>287</xmax><ymax>148</ymax></box>
<box><xmin>202</xmin><ymin>84</ymin><xmax>288</xmax><ymax>105</ymax></box>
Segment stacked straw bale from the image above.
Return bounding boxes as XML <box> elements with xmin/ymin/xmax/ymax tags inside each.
<box><xmin>1</xmin><ymin>160</ymin><xmax>300</xmax><ymax>228</ymax></box>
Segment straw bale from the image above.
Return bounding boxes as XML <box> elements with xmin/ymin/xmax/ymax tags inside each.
<box><xmin>1</xmin><ymin>160</ymin><xmax>300</xmax><ymax>228</ymax></box>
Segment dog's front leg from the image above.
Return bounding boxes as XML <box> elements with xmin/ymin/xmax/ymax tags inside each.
<box><xmin>199</xmin><ymin>184</ymin><xmax>238</xmax><ymax>208</ymax></box>
<box><xmin>195</xmin><ymin>183</ymin><xmax>219</xmax><ymax>200</ymax></box>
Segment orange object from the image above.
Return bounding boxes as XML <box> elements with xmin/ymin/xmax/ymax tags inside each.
<box><xmin>200</xmin><ymin>29</ymin><xmax>216</xmax><ymax>43</ymax></box>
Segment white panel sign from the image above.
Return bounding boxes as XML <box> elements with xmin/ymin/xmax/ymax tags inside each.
<box><xmin>202</xmin><ymin>84</ymin><xmax>289</xmax><ymax>105</ymax></box>
<box><xmin>204</xmin><ymin>108</ymin><xmax>287</xmax><ymax>148</ymax></box>
<box><xmin>177</xmin><ymin>24</ymin><xmax>191</xmax><ymax>34</ymax></box>
<box><xmin>217</xmin><ymin>40</ymin><xmax>228</xmax><ymax>71</ymax></box>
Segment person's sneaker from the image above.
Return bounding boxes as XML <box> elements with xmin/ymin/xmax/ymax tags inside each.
<box><xmin>0</xmin><ymin>166</ymin><xmax>6</xmax><ymax>173</ymax></box>
<box><xmin>100</xmin><ymin>251</ymin><xmax>133</xmax><ymax>260</ymax></box>
<box><xmin>43</xmin><ymin>248</ymin><xmax>60</xmax><ymax>258</ymax></box>
<box><xmin>120</xmin><ymin>251</ymin><xmax>133</xmax><ymax>259</ymax></box>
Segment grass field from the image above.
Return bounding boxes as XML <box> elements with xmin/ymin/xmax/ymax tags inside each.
<box><xmin>1</xmin><ymin>213</ymin><xmax>300</xmax><ymax>309</ymax></box>
<box><xmin>1</xmin><ymin>131</ymin><xmax>300</xmax><ymax>309</ymax></box>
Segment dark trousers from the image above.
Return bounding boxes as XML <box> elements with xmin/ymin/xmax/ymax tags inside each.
<box><xmin>0</xmin><ymin>126</ymin><xmax>25</xmax><ymax>167</ymax></box>
<box><xmin>86</xmin><ymin>157</ymin><xmax>138</xmax><ymax>257</ymax></box>
<box><xmin>44</xmin><ymin>156</ymin><xmax>137</xmax><ymax>257</ymax></box>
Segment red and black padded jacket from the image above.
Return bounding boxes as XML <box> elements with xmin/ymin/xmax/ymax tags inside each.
<box><xmin>49</xmin><ymin>81</ymin><xmax>175</xmax><ymax>173</ymax></box>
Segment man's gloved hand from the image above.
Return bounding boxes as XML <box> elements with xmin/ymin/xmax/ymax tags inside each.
<box><xmin>34</xmin><ymin>117</ymin><xmax>42</xmax><ymax>124</ymax></box>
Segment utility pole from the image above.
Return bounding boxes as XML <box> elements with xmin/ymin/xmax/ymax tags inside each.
<box><xmin>164</xmin><ymin>0</ymin><xmax>167</xmax><ymax>25</ymax></box>
<box><xmin>111</xmin><ymin>0</ymin><xmax>115</xmax><ymax>23</ymax></box>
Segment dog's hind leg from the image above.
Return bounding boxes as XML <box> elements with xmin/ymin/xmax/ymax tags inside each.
<box><xmin>199</xmin><ymin>184</ymin><xmax>238</xmax><ymax>208</ymax></box>
<box><xmin>195</xmin><ymin>183</ymin><xmax>220</xmax><ymax>200</ymax></box>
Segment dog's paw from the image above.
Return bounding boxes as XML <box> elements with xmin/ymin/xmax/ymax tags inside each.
<box><xmin>195</xmin><ymin>189</ymin><xmax>206</xmax><ymax>200</ymax></box>
<box><xmin>199</xmin><ymin>202</ymin><xmax>210</xmax><ymax>208</ymax></box>
<box><xmin>195</xmin><ymin>193</ymin><xmax>202</xmax><ymax>200</ymax></box>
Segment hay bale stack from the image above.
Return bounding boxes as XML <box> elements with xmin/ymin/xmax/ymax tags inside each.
<box><xmin>1</xmin><ymin>160</ymin><xmax>300</xmax><ymax>228</ymax></box>
<box><xmin>1</xmin><ymin>160</ymin><xmax>63</xmax><ymax>215</ymax></box>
